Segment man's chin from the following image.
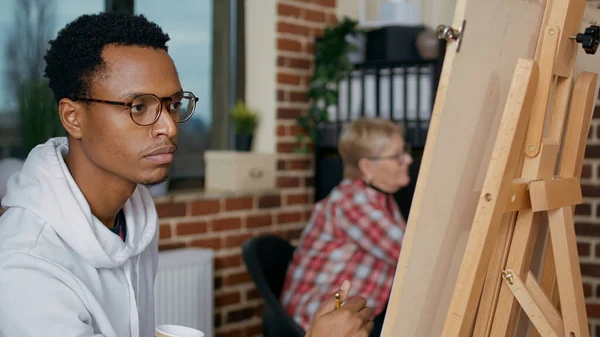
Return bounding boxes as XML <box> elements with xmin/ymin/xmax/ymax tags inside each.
<box><xmin>139</xmin><ymin>172</ymin><xmax>170</xmax><ymax>187</ymax></box>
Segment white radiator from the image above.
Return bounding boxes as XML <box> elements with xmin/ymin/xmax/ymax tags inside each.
<box><xmin>154</xmin><ymin>248</ymin><xmax>214</xmax><ymax>337</ymax></box>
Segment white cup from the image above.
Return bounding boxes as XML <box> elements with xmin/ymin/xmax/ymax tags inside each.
<box><xmin>155</xmin><ymin>324</ymin><xmax>205</xmax><ymax>337</ymax></box>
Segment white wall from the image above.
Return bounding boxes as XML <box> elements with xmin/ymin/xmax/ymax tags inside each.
<box><xmin>337</xmin><ymin>0</ymin><xmax>457</xmax><ymax>28</ymax></box>
<box><xmin>245</xmin><ymin>0</ymin><xmax>277</xmax><ymax>153</ymax></box>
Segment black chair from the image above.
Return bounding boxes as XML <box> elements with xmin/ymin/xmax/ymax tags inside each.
<box><xmin>242</xmin><ymin>235</ymin><xmax>306</xmax><ymax>337</ymax></box>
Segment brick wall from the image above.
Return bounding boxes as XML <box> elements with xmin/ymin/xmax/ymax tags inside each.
<box><xmin>579</xmin><ymin>104</ymin><xmax>600</xmax><ymax>336</ymax></box>
<box><xmin>154</xmin><ymin>1</ymin><xmax>336</xmax><ymax>336</ymax></box>
<box><xmin>581</xmin><ymin>3</ymin><xmax>600</xmax><ymax>336</ymax></box>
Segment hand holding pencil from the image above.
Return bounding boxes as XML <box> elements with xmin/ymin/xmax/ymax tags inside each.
<box><xmin>304</xmin><ymin>280</ymin><xmax>374</xmax><ymax>337</ymax></box>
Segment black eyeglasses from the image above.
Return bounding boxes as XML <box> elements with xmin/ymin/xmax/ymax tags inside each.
<box><xmin>368</xmin><ymin>143</ymin><xmax>412</xmax><ymax>164</ymax></box>
<box><xmin>74</xmin><ymin>91</ymin><xmax>199</xmax><ymax>126</ymax></box>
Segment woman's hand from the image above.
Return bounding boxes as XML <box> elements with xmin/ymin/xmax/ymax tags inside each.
<box><xmin>305</xmin><ymin>280</ymin><xmax>374</xmax><ymax>337</ymax></box>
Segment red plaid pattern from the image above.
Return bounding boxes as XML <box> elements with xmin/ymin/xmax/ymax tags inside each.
<box><xmin>281</xmin><ymin>178</ymin><xmax>406</xmax><ymax>329</ymax></box>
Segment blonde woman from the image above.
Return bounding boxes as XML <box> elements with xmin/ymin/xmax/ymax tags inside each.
<box><xmin>281</xmin><ymin>118</ymin><xmax>413</xmax><ymax>337</ymax></box>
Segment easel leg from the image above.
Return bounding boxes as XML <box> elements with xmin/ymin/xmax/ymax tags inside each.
<box><xmin>548</xmin><ymin>207</ymin><xmax>589</xmax><ymax>337</ymax></box>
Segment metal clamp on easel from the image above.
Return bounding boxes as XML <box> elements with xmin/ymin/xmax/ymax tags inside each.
<box><xmin>571</xmin><ymin>25</ymin><xmax>600</xmax><ymax>54</ymax></box>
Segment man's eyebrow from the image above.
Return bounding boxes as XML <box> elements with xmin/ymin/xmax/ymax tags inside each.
<box><xmin>120</xmin><ymin>91</ymin><xmax>146</xmax><ymax>101</ymax></box>
<box><xmin>119</xmin><ymin>90</ymin><xmax>184</xmax><ymax>101</ymax></box>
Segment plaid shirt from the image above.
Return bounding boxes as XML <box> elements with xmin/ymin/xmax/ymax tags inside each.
<box><xmin>281</xmin><ymin>178</ymin><xmax>406</xmax><ymax>329</ymax></box>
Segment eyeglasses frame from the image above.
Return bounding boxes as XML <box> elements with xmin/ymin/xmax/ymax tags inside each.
<box><xmin>73</xmin><ymin>91</ymin><xmax>199</xmax><ymax>126</ymax></box>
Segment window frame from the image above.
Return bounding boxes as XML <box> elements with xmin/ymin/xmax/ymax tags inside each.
<box><xmin>106</xmin><ymin>0</ymin><xmax>246</xmax><ymax>190</ymax></box>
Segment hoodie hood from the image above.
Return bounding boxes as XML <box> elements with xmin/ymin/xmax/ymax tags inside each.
<box><xmin>1</xmin><ymin>137</ymin><xmax>157</xmax><ymax>268</ymax></box>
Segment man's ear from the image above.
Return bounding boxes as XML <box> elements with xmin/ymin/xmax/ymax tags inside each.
<box><xmin>58</xmin><ymin>98</ymin><xmax>84</xmax><ymax>139</ymax></box>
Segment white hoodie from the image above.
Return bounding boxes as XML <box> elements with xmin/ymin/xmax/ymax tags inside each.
<box><xmin>0</xmin><ymin>137</ymin><xmax>159</xmax><ymax>337</ymax></box>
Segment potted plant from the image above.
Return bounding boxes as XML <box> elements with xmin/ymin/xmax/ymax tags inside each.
<box><xmin>295</xmin><ymin>17</ymin><xmax>360</xmax><ymax>152</ymax></box>
<box><xmin>231</xmin><ymin>100</ymin><xmax>259</xmax><ymax>151</ymax></box>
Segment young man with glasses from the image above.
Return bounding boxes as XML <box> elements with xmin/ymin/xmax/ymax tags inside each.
<box><xmin>0</xmin><ymin>11</ymin><xmax>373</xmax><ymax>337</ymax></box>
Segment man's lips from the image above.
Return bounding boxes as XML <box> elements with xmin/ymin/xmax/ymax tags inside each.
<box><xmin>145</xmin><ymin>146</ymin><xmax>176</xmax><ymax>164</ymax></box>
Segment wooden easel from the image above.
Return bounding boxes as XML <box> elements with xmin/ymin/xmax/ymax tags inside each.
<box><xmin>438</xmin><ymin>0</ymin><xmax>599</xmax><ymax>336</ymax></box>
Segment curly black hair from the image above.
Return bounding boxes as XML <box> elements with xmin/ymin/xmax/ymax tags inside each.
<box><xmin>44</xmin><ymin>11</ymin><xmax>170</xmax><ymax>103</ymax></box>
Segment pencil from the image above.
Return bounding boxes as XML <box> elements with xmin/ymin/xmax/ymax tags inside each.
<box><xmin>334</xmin><ymin>291</ymin><xmax>341</xmax><ymax>309</ymax></box>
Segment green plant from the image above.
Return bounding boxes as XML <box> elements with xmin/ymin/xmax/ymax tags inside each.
<box><xmin>231</xmin><ymin>100</ymin><xmax>259</xmax><ymax>136</ymax></box>
<box><xmin>296</xmin><ymin>17</ymin><xmax>360</xmax><ymax>152</ymax></box>
<box><xmin>18</xmin><ymin>78</ymin><xmax>65</xmax><ymax>154</ymax></box>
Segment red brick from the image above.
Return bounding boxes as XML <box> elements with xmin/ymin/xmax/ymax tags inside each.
<box><xmin>215</xmin><ymin>255</ymin><xmax>242</xmax><ymax>270</ymax></box>
<box><xmin>578</xmin><ymin>241</ymin><xmax>591</xmax><ymax>257</ymax></box>
<box><xmin>277</xmin><ymin>211</ymin><xmax>303</xmax><ymax>224</ymax></box>
<box><xmin>304</xmin><ymin>42</ymin><xmax>315</xmax><ymax>54</ymax></box>
<box><xmin>215</xmin><ymin>291</ymin><xmax>241</xmax><ymax>308</ymax></box>
<box><xmin>278</xmin><ymin>176</ymin><xmax>301</xmax><ymax>188</ymax></box>
<box><xmin>277</xmin><ymin>55</ymin><xmax>285</xmax><ymax>66</ymax></box>
<box><xmin>587</xmin><ymin>282</ymin><xmax>596</xmax><ymax>298</ymax></box>
<box><xmin>246</xmin><ymin>288</ymin><xmax>261</xmax><ymax>301</ymax></box>
<box><xmin>305</xmin><ymin>8</ymin><xmax>325</xmax><ymax>22</ymax></box>
<box><xmin>594</xmin><ymin>105</ymin><xmax>600</xmax><ymax>118</ymax></box>
<box><xmin>582</xmin><ymin>163</ymin><xmax>592</xmax><ymax>178</ymax></box>
<box><xmin>223</xmin><ymin>233</ymin><xmax>253</xmax><ymax>248</ymax></box>
<box><xmin>277</xmin><ymin>107</ymin><xmax>303</xmax><ymax>119</ymax></box>
<box><xmin>158</xmin><ymin>241</ymin><xmax>186</xmax><ymax>251</ymax></box>
<box><xmin>311</xmin><ymin>27</ymin><xmax>325</xmax><ymax>38</ymax></box>
<box><xmin>586</xmin><ymin>303</ymin><xmax>600</xmax><ymax>318</ymax></box>
<box><xmin>224</xmin><ymin>271</ymin><xmax>252</xmax><ymax>286</ymax></box>
<box><xmin>287</xmin><ymin>57</ymin><xmax>312</xmax><ymax>69</ymax></box>
<box><xmin>575</xmin><ymin>222</ymin><xmax>600</xmax><ymax>237</ymax></box>
<box><xmin>581</xmin><ymin>184</ymin><xmax>600</xmax><ymax>197</ymax></box>
<box><xmin>227</xmin><ymin>306</ymin><xmax>257</xmax><ymax>323</ymax></box>
<box><xmin>287</xmin><ymin>158</ymin><xmax>311</xmax><ymax>170</ymax></box>
<box><xmin>277</xmin><ymin>142</ymin><xmax>297</xmax><ymax>153</ymax></box>
<box><xmin>224</xmin><ymin>197</ymin><xmax>254</xmax><ymax>211</ymax></box>
<box><xmin>280</xmin><ymin>227</ymin><xmax>304</xmax><ymax>240</ymax></box>
<box><xmin>247</xmin><ymin>214</ymin><xmax>273</xmax><ymax>228</ymax></box>
<box><xmin>312</xmin><ymin>0</ymin><xmax>336</xmax><ymax>7</ymax></box>
<box><xmin>278</xmin><ymin>22</ymin><xmax>310</xmax><ymax>36</ymax></box>
<box><xmin>286</xmin><ymin>193</ymin><xmax>309</xmax><ymax>205</ymax></box>
<box><xmin>176</xmin><ymin>221</ymin><xmax>208</xmax><ymax>235</ymax></box>
<box><xmin>575</xmin><ymin>203</ymin><xmax>592</xmax><ymax>216</ymax></box>
<box><xmin>278</xmin><ymin>3</ymin><xmax>302</xmax><ymax>18</ymax></box>
<box><xmin>277</xmin><ymin>125</ymin><xmax>286</xmax><ymax>136</ymax></box>
<box><xmin>159</xmin><ymin>225</ymin><xmax>171</xmax><ymax>239</ymax></box>
<box><xmin>585</xmin><ymin>145</ymin><xmax>600</xmax><ymax>158</ymax></box>
<box><xmin>278</xmin><ymin>160</ymin><xmax>287</xmax><ymax>170</ymax></box>
<box><xmin>277</xmin><ymin>89</ymin><xmax>285</xmax><ymax>102</ymax></box>
<box><xmin>278</xmin><ymin>73</ymin><xmax>301</xmax><ymax>85</ymax></box>
<box><xmin>326</xmin><ymin>12</ymin><xmax>338</xmax><ymax>24</ymax></box>
<box><xmin>290</xmin><ymin>91</ymin><xmax>308</xmax><ymax>102</ymax></box>
<box><xmin>156</xmin><ymin>203</ymin><xmax>186</xmax><ymax>218</ymax></box>
<box><xmin>304</xmin><ymin>176</ymin><xmax>315</xmax><ymax>187</ymax></box>
<box><xmin>258</xmin><ymin>195</ymin><xmax>281</xmax><ymax>208</ymax></box>
<box><xmin>190</xmin><ymin>199</ymin><xmax>220</xmax><ymax>215</ymax></box>
<box><xmin>246</xmin><ymin>322</ymin><xmax>263</xmax><ymax>337</ymax></box>
<box><xmin>277</xmin><ymin>38</ymin><xmax>302</xmax><ymax>52</ymax></box>
<box><xmin>580</xmin><ymin>263</ymin><xmax>600</xmax><ymax>277</ymax></box>
<box><xmin>190</xmin><ymin>237</ymin><xmax>222</xmax><ymax>249</ymax></box>
<box><xmin>288</xmin><ymin>124</ymin><xmax>303</xmax><ymax>136</ymax></box>
<box><xmin>212</xmin><ymin>217</ymin><xmax>242</xmax><ymax>232</ymax></box>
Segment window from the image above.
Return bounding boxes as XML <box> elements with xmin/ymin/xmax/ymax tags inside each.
<box><xmin>0</xmin><ymin>0</ymin><xmax>104</xmax><ymax>158</ymax></box>
<box><xmin>0</xmin><ymin>0</ymin><xmax>244</xmax><ymax>188</ymax></box>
